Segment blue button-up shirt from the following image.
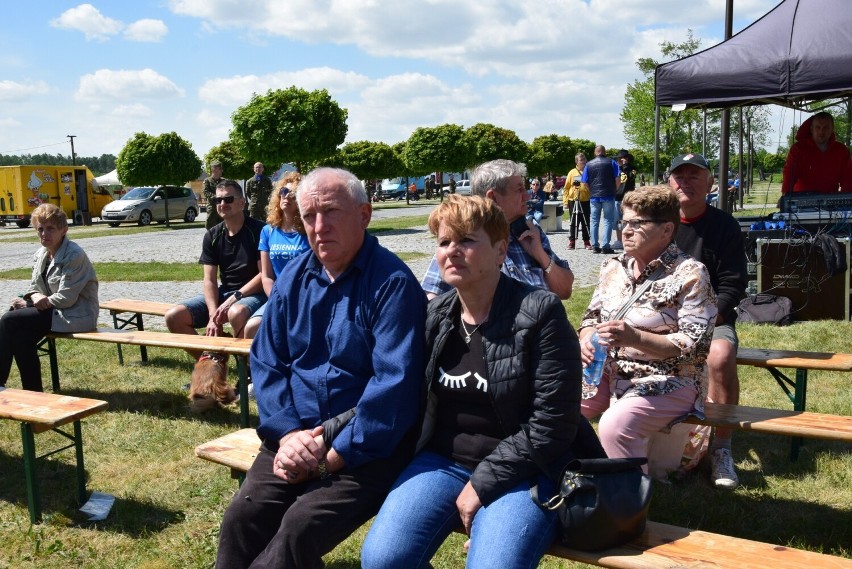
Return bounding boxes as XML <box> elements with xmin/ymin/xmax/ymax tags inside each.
<box><xmin>251</xmin><ymin>232</ymin><xmax>426</xmax><ymax>469</ymax></box>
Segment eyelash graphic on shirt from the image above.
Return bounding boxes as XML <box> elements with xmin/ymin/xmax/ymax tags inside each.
<box><xmin>438</xmin><ymin>368</ymin><xmax>469</xmax><ymax>389</ymax></box>
<box><xmin>438</xmin><ymin>368</ymin><xmax>489</xmax><ymax>392</ymax></box>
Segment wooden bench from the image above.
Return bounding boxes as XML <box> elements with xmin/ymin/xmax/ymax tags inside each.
<box><xmin>685</xmin><ymin>402</ymin><xmax>852</xmax><ymax>443</ymax></box>
<box><xmin>194</xmin><ymin>428</ymin><xmax>852</xmax><ymax>569</ymax></box>
<box><xmin>40</xmin><ymin>329</ymin><xmax>254</xmax><ymax>428</ymax></box>
<box><xmin>99</xmin><ymin>298</ymin><xmax>178</xmax><ymax>364</ymax></box>
<box><xmin>0</xmin><ymin>387</ymin><xmax>108</xmax><ymax>523</ymax></box>
<box><xmin>736</xmin><ymin>347</ymin><xmax>852</xmax><ymax>459</ymax></box>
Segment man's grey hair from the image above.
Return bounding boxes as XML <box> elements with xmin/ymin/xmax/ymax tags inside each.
<box><xmin>471</xmin><ymin>159</ymin><xmax>527</xmax><ymax>196</ymax></box>
<box><xmin>297</xmin><ymin>167</ymin><xmax>368</xmax><ymax>210</ymax></box>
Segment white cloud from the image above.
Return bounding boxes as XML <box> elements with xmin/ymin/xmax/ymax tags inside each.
<box><xmin>0</xmin><ymin>80</ymin><xmax>50</xmax><ymax>102</ymax></box>
<box><xmin>0</xmin><ymin>117</ymin><xmax>22</xmax><ymax>128</ymax></box>
<box><xmin>76</xmin><ymin>69</ymin><xmax>185</xmax><ymax>102</ymax></box>
<box><xmin>111</xmin><ymin>104</ymin><xmax>154</xmax><ymax>118</ymax></box>
<box><xmin>124</xmin><ymin>19</ymin><xmax>168</xmax><ymax>43</ymax></box>
<box><xmin>50</xmin><ymin>3</ymin><xmax>123</xmax><ymax>42</ymax></box>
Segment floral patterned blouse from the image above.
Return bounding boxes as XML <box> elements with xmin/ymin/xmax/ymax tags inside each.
<box><xmin>579</xmin><ymin>242</ymin><xmax>717</xmax><ymax>419</ymax></box>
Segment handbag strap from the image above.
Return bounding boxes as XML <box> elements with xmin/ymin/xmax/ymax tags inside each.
<box><xmin>610</xmin><ymin>264</ymin><xmax>664</xmax><ymax>322</ymax></box>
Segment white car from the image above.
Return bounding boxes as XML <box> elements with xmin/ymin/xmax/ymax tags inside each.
<box><xmin>442</xmin><ymin>179</ymin><xmax>472</xmax><ymax>196</ymax></box>
<box><xmin>101</xmin><ymin>185</ymin><xmax>198</xmax><ymax>226</ymax></box>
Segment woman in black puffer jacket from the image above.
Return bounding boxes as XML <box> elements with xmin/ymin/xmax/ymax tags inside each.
<box><xmin>362</xmin><ymin>195</ymin><xmax>604</xmax><ymax>569</ymax></box>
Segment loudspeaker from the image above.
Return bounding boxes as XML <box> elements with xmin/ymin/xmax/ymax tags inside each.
<box><xmin>757</xmin><ymin>238</ymin><xmax>850</xmax><ymax>321</ymax></box>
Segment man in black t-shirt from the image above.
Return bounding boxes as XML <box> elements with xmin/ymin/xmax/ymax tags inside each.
<box><xmin>165</xmin><ymin>180</ymin><xmax>267</xmax><ymax>353</ymax></box>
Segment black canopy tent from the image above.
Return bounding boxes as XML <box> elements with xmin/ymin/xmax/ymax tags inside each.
<box><xmin>652</xmin><ymin>0</ymin><xmax>852</xmax><ymax>189</ymax></box>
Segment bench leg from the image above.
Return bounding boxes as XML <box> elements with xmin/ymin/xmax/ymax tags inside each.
<box><xmin>48</xmin><ymin>337</ymin><xmax>60</xmax><ymax>392</ymax></box>
<box><xmin>20</xmin><ymin>423</ymin><xmax>42</xmax><ymax>524</ymax></box>
<box><xmin>790</xmin><ymin>368</ymin><xmax>808</xmax><ymax>461</ymax></box>
<box><xmin>135</xmin><ymin>313</ymin><xmax>148</xmax><ymax>363</ymax></box>
<box><xmin>237</xmin><ymin>356</ymin><xmax>249</xmax><ymax>429</ymax></box>
<box><xmin>73</xmin><ymin>420</ymin><xmax>88</xmax><ymax>506</ymax></box>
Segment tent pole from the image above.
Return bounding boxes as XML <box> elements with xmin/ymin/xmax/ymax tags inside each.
<box><xmin>737</xmin><ymin>107</ymin><xmax>744</xmax><ymax>208</ymax></box>
<box><xmin>654</xmin><ymin>105</ymin><xmax>661</xmax><ymax>183</ymax></box>
<box><xmin>717</xmin><ymin>0</ymin><xmax>734</xmax><ymax>213</ymax></box>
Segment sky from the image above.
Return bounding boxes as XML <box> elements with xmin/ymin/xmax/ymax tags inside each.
<box><xmin>0</xmin><ymin>0</ymin><xmax>795</xmax><ymax>165</ymax></box>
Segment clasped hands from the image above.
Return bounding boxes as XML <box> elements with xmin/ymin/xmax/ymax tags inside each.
<box><xmin>273</xmin><ymin>426</ymin><xmax>327</xmax><ymax>484</ymax></box>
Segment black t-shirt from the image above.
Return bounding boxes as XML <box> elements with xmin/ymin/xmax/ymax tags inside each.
<box><xmin>426</xmin><ymin>317</ymin><xmax>503</xmax><ymax>470</ymax></box>
<box><xmin>199</xmin><ymin>216</ymin><xmax>265</xmax><ymax>292</ymax></box>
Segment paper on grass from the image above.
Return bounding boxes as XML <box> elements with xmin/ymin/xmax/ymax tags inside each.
<box><xmin>79</xmin><ymin>491</ymin><xmax>115</xmax><ymax>521</ymax></box>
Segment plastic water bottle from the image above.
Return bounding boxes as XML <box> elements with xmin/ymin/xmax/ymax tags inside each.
<box><xmin>583</xmin><ymin>332</ymin><xmax>608</xmax><ymax>386</ymax></box>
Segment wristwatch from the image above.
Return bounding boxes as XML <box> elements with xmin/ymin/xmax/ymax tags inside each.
<box><xmin>544</xmin><ymin>255</ymin><xmax>555</xmax><ymax>274</ymax></box>
<box><xmin>317</xmin><ymin>459</ymin><xmax>330</xmax><ymax>480</ymax></box>
<box><xmin>232</xmin><ymin>290</ymin><xmax>243</xmax><ymax>301</ymax></box>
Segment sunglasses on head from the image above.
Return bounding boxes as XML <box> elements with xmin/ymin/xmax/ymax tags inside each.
<box><xmin>212</xmin><ymin>195</ymin><xmax>236</xmax><ymax>205</ymax></box>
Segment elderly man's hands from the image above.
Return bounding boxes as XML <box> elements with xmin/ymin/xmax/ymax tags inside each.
<box><xmin>273</xmin><ymin>426</ymin><xmax>327</xmax><ymax>482</ymax></box>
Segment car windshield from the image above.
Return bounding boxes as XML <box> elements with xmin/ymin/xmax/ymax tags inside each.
<box><xmin>122</xmin><ymin>187</ymin><xmax>156</xmax><ymax>200</ymax></box>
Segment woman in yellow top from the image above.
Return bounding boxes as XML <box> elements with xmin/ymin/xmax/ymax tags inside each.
<box><xmin>563</xmin><ymin>152</ymin><xmax>591</xmax><ymax>249</ymax></box>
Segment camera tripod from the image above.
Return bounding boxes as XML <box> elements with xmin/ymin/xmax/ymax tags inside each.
<box><xmin>568</xmin><ymin>191</ymin><xmax>590</xmax><ymax>246</ymax></box>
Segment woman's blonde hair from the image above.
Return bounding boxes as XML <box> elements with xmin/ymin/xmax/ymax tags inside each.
<box><xmin>622</xmin><ymin>185</ymin><xmax>681</xmax><ymax>230</ymax></box>
<box><xmin>31</xmin><ymin>203</ymin><xmax>68</xmax><ymax>229</ymax></box>
<box><xmin>427</xmin><ymin>194</ymin><xmax>508</xmax><ymax>245</ymax></box>
<box><xmin>267</xmin><ymin>171</ymin><xmax>304</xmax><ymax>234</ymax></box>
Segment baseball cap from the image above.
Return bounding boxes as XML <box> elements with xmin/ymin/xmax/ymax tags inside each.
<box><xmin>670</xmin><ymin>153</ymin><xmax>710</xmax><ymax>172</ymax></box>
<box><xmin>615</xmin><ymin>149</ymin><xmax>630</xmax><ymax>159</ymax></box>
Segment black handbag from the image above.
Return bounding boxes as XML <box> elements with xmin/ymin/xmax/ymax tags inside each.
<box><xmin>735</xmin><ymin>293</ymin><xmax>793</xmax><ymax>325</ymax></box>
<box><xmin>531</xmin><ymin>457</ymin><xmax>652</xmax><ymax>551</ymax></box>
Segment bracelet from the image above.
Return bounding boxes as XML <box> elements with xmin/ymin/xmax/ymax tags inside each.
<box><xmin>544</xmin><ymin>255</ymin><xmax>555</xmax><ymax>274</ymax></box>
<box><xmin>317</xmin><ymin>459</ymin><xmax>330</xmax><ymax>479</ymax></box>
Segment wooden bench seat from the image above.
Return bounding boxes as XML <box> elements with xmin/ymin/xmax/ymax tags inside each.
<box><xmin>99</xmin><ymin>298</ymin><xmax>178</xmax><ymax>364</ymax></box>
<box><xmin>194</xmin><ymin>428</ymin><xmax>852</xmax><ymax>568</ymax></box>
<box><xmin>685</xmin><ymin>402</ymin><xmax>852</xmax><ymax>443</ymax></box>
<box><xmin>0</xmin><ymin>387</ymin><xmax>108</xmax><ymax>523</ymax></box>
<box><xmin>41</xmin><ymin>329</ymin><xmax>254</xmax><ymax>427</ymax></box>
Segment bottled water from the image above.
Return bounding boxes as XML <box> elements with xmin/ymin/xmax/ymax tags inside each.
<box><xmin>583</xmin><ymin>331</ymin><xmax>608</xmax><ymax>386</ymax></box>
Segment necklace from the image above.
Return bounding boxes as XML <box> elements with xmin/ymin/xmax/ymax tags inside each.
<box><xmin>460</xmin><ymin>318</ymin><xmax>485</xmax><ymax>344</ymax></box>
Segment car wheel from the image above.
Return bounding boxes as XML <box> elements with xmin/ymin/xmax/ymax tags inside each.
<box><xmin>184</xmin><ymin>208</ymin><xmax>197</xmax><ymax>223</ymax></box>
<box><xmin>16</xmin><ymin>219</ymin><xmax>31</xmax><ymax>229</ymax></box>
<box><xmin>107</xmin><ymin>222</ymin><xmax>120</xmax><ymax>227</ymax></box>
<box><xmin>138</xmin><ymin>210</ymin><xmax>152</xmax><ymax>226</ymax></box>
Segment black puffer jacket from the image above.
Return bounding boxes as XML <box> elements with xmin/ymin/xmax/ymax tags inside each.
<box><xmin>424</xmin><ymin>274</ymin><xmax>594</xmax><ymax>506</ymax></box>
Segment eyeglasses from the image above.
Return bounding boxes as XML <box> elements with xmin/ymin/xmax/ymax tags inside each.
<box><xmin>279</xmin><ymin>188</ymin><xmax>290</xmax><ymax>197</ymax></box>
<box><xmin>212</xmin><ymin>195</ymin><xmax>236</xmax><ymax>205</ymax></box>
<box><xmin>617</xmin><ymin>218</ymin><xmax>667</xmax><ymax>231</ymax></box>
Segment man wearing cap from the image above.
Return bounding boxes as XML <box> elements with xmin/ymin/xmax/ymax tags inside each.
<box><xmin>613</xmin><ymin>150</ymin><xmax>637</xmax><ymax>249</ymax></box>
<box><xmin>669</xmin><ymin>153</ymin><xmax>748</xmax><ymax>489</ymax></box>
<box><xmin>581</xmin><ymin>145</ymin><xmax>621</xmax><ymax>254</ymax></box>
<box><xmin>203</xmin><ymin>161</ymin><xmax>225</xmax><ymax>229</ymax></box>
<box><xmin>246</xmin><ymin>162</ymin><xmax>274</xmax><ymax>220</ymax></box>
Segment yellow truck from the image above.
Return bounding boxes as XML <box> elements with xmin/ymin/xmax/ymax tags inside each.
<box><xmin>0</xmin><ymin>165</ymin><xmax>114</xmax><ymax>228</ymax></box>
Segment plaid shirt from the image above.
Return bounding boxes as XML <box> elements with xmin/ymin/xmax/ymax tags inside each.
<box><xmin>421</xmin><ymin>223</ymin><xmax>570</xmax><ymax>296</ymax></box>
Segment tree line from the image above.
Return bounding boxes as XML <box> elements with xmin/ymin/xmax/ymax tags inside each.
<box><xmin>0</xmin><ymin>153</ymin><xmax>116</xmax><ymax>175</ymax></box>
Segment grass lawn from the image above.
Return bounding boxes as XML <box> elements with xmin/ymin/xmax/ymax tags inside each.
<box><xmin>0</xmin><ymin>287</ymin><xmax>850</xmax><ymax>568</ymax></box>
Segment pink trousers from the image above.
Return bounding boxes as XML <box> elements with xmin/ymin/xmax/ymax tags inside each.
<box><xmin>581</xmin><ymin>379</ymin><xmax>699</xmax><ymax>464</ymax></box>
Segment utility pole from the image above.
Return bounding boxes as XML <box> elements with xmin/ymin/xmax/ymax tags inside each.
<box><xmin>67</xmin><ymin>135</ymin><xmax>77</xmax><ymax>165</ymax></box>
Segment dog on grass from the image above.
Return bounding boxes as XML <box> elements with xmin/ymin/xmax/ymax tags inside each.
<box><xmin>189</xmin><ymin>351</ymin><xmax>236</xmax><ymax>411</ymax></box>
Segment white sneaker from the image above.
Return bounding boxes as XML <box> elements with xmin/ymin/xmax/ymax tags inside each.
<box><xmin>711</xmin><ymin>448</ymin><xmax>739</xmax><ymax>489</ymax></box>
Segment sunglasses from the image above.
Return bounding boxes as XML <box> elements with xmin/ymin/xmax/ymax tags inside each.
<box><xmin>212</xmin><ymin>195</ymin><xmax>236</xmax><ymax>205</ymax></box>
<box><xmin>279</xmin><ymin>188</ymin><xmax>290</xmax><ymax>197</ymax></box>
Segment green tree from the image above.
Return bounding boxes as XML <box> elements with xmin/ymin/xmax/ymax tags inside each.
<box><xmin>335</xmin><ymin>141</ymin><xmax>403</xmax><ymax>180</ymax></box>
<box><xmin>621</xmin><ymin>31</ymin><xmax>713</xmax><ymax>157</ymax></box>
<box><xmin>230</xmin><ymin>87</ymin><xmax>348</xmax><ymax>172</ymax></box>
<box><xmin>463</xmin><ymin>123</ymin><xmax>528</xmax><ymax>167</ymax></box>
<box><xmin>116</xmin><ymin>132</ymin><xmax>201</xmax><ymax>187</ymax></box>
<box><xmin>403</xmin><ymin>124</ymin><xmax>470</xmax><ymax>175</ymax></box>
<box><xmin>526</xmin><ymin>134</ymin><xmax>573</xmax><ymax>176</ymax></box>
<box><xmin>204</xmin><ymin>140</ymin><xmax>254</xmax><ymax>180</ymax></box>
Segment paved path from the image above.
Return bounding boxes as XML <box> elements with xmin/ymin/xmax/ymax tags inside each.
<box><xmin>0</xmin><ymin>208</ymin><xmax>604</xmax><ymax>328</ymax></box>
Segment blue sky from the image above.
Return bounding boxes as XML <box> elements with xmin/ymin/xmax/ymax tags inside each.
<box><xmin>0</xmin><ymin>1</ymin><xmax>789</xmax><ymax>164</ymax></box>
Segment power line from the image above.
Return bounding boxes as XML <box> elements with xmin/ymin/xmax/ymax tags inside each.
<box><xmin>0</xmin><ymin>140</ymin><xmax>70</xmax><ymax>154</ymax></box>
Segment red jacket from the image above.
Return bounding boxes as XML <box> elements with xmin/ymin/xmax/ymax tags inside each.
<box><xmin>781</xmin><ymin>116</ymin><xmax>852</xmax><ymax>194</ymax></box>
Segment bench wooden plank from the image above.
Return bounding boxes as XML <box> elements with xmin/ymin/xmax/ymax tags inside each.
<box><xmin>195</xmin><ymin>429</ymin><xmax>852</xmax><ymax>568</ymax></box>
<box><xmin>100</xmin><ymin>298</ymin><xmax>176</xmax><ymax>316</ymax></box>
<box><xmin>0</xmin><ymin>387</ymin><xmax>109</xmax><ymax>434</ymax></box>
<box><xmin>554</xmin><ymin>521</ymin><xmax>852</xmax><ymax>569</ymax></box>
<box><xmin>738</xmin><ymin>348</ymin><xmax>852</xmax><ymax>372</ymax></box>
<box><xmin>685</xmin><ymin>402</ymin><xmax>852</xmax><ymax>443</ymax></box>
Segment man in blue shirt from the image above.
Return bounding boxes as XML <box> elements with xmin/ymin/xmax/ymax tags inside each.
<box><xmin>581</xmin><ymin>145</ymin><xmax>620</xmax><ymax>254</ymax></box>
<box><xmin>215</xmin><ymin>167</ymin><xmax>426</xmax><ymax>568</ymax></box>
<box><xmin>421</xmin><ymin>159</ymin><xmax>574</xmax><ymax>300</ymax></box>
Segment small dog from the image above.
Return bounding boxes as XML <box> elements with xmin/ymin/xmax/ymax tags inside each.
<box><xmin>189</xmin><ymin>351</ymin><xmax>236</xmax><ymax>411</ymax></box>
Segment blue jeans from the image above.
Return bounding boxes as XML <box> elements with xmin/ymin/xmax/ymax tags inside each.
<box><xmin>361</xmin><ymin>451</ymin><xmax>558</xmax><ymax>569</ymax></box>
<box><xmin>181</xmin><ymin>288</ymin><xmax>267</xmax><ymax>329</ymax></box>
<box><xmin>589</xmin><ymin>199</ymin><xmax>615</xmax><ymax>249</ymax></box>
